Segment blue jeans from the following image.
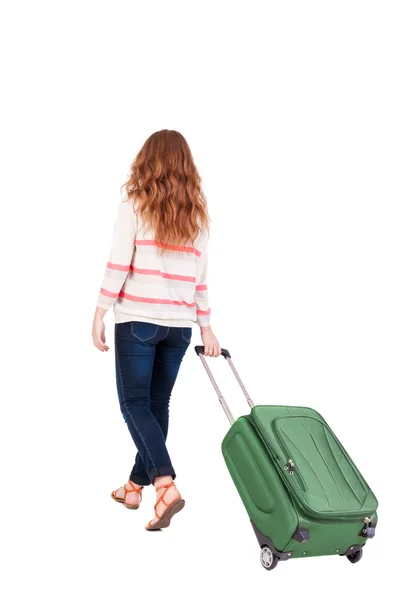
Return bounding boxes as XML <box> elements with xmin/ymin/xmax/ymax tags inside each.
<box><xmin>115</xmin><ymin>321</ymin><xmax>192</xmax><ymax>486</ymax></box>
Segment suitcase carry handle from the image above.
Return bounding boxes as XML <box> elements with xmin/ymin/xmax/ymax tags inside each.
<box><xmin>194</xmin><ymin>345</ymin><xmax>255</xmax><ymax>424</ymax></box>
<box><xmin>195</xmin><ymin>345</ymin><xmax>231</xmax><ymax>359</ymax></box>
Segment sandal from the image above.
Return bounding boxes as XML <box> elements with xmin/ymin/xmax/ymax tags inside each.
<box><xmin>111</xmin><ymin>481</ymin><xmax>143</xmax><ymax>510</ymax></box>
<box><xmin>145</xmin><ymin>481</ymin><xmax>185</xmax><ymax>531</ymax></box>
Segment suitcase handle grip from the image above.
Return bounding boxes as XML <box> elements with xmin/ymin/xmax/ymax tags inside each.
<box><xmin>194</xmin><ymin>345</ymin><xmax>231</xmax><ymax>359</ymax></box>
<box><xmin>194</xmin><ymin>345</ymin><xmax>254</xmax><ymax>424</ymax></box>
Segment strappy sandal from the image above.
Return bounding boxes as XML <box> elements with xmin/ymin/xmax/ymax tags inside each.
<box><xmin>145</xmin><ymin>481</ymin><xmax>185</xmax><ymax>531</ymax></box>
<box><xmin>111</xmin><ymin>481</ymin><xmax>143</xmax><ymax>510</ymax></box>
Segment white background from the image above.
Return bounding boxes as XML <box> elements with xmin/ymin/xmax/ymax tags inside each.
<box><xmin>1</xmin><ymin>1</ymin><xmax>399</xmax><ymax>598</ymax></box>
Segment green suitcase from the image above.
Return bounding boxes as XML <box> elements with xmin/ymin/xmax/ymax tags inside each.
<box><xmin>195</xmin><ymin>346</ymin><xmax>378</xmax><ymax>571</ymax></box>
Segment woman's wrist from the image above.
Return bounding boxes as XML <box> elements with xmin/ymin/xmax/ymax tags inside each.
<box><xmin>94</xmin><ymin>306</ymin><xmax>107</xmax><ymax>321</ymax></box>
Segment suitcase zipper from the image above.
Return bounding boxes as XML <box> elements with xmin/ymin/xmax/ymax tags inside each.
<box><xmin>284</xmin><ymin>459</ymin><xmax>296</xmax><ymax>474</ymax></box>
<box><xmin>283</xmin><ymin>458</ymin><xmax>307</xmax><ymax>491</ymax></box>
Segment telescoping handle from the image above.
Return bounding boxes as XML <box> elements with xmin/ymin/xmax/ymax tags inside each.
<box><xmin>194</xmin><ymin>345</ymin><xmax>255</xmax><ymax>425</ymax></box>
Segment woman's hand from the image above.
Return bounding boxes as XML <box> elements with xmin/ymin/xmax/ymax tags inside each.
<box><xmin>200</xmin><ymin>326</ymin><xmax>221</xmax><ymax>357</ymax></box>
<box><xmin>92</xmin><ymin>307</ymin><xmax>109</xmax><ymax>352</ymax></box>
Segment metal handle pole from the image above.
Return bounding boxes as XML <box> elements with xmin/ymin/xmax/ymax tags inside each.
<box><xmin>225</xmin><ymin>357</ymin><xmax>255</xmax><ymax>408</ymax></box>
<box><xmin>198</xmin><ymin>354</ymin><xmax>235</xmax><ymax>425</ymax></box>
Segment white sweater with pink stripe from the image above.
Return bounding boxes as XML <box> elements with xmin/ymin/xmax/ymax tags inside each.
<box><xmin>97</xmin><ymin>200</ymin><xmax>211</xmax><ymax>328</ymax></box>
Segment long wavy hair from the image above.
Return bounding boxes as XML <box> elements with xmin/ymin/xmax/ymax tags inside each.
<box><xmin>122</xmin><ymin>130</ymin><xmax>209</xmax><ymax>249</ymax></box>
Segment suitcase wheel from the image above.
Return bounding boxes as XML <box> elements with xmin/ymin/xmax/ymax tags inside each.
<box><xmin>346</xmin><ymin>548</ymin><xmax>363</xmax><ymax>564</ymax></box>
<box><xmin>260</xmin><ymin>545</ymin><xmax>279</xmax><ymax>571</ymax></box>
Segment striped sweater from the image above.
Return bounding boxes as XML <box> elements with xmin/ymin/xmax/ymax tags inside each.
<box><xmin>97</xmin><ymin>200</ymin><xmax>211</xmax><ymax>327</ymax></box>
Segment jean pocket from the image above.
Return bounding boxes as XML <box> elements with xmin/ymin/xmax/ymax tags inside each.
<box><xmin>130</xmin><ymin>322</ymin><xmax>159</xmax><ymax>342</ymax></box>
<box><xmin>181</xmin><ymin>327</ymin><xmax>192</xmax><ymax>344</ymax></box>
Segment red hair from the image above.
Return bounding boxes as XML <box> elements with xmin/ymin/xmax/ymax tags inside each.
<box><xmin>122</xmin><ymin>130</ymin><xmax>209</xmax><ymax>248</ymax></box>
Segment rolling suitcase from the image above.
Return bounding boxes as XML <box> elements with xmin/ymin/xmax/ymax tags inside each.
<box><xmin>195</xmin><ymin>345</ymin><xmax>378</xmax><ymax>571</ymax></box>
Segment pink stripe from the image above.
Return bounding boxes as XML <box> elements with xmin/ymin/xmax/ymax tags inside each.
<box><xmin>131</xmin><ymin>266</ymin><xmax>195</xmax><ymax>283</ymax></box>
<box><xmin>135</xmin><ymin>239</ymin><xmax>201</xmax><ymax>257</ymax></box>
<box><xmin>195</xmin><ymin>284</ymin><xmax>208</xmax><ymax>291</ymax></box>
<box><xmin>120</xmin><ymin>291</ymin><xmax>196</xmax><ymax>307</ymax></box>
<box><xmin>100</xmin><ymin>287</ymin><xmax>119</xmax><ymax>299</ymax></box>
<box><xmin>107</xmin><ymin>262</ymin><xmax>130</xmax><ymax>272</ymax></box>
<box><xmin>196</xmin><ymin>308</ymin><xmax>211</xmax><ymax>315</ymax></box>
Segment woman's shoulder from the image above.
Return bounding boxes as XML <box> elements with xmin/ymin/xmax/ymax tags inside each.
<box><xmin>194</xmin><ymin>225</ymin><xmax>209</xmax><ymax>252</ymax></box>
<box><xmin>117</xmin><ymin>194</ymin><xmax>137</xmax><ymax>215</ymax></box>
<box><xmin>113</xmin><ymin>195</ymin><xmax>138</xmax><ymax>232</ymax></box>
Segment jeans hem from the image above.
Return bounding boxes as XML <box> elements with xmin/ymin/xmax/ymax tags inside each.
<box><xmin>130</xmin><ymin>466</ymin><xmax>176</xmax><ymax>486</ymax></box>
<box><xmin>129</xmin><ymin>473</ymin><xmax>152</xmax><ymax>486</ymax></box>
<box><xmin>148</xmin><ymin>466</ymin><xmax>176</xmax><ymax>485</ymax></box>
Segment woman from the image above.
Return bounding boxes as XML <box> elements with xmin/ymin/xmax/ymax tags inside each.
<box><xmin>92</xmin><ymin>130</ymin><xmax>221</xmax><ymax>530</ymax></box>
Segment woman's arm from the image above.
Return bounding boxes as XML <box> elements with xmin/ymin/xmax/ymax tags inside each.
<box><xmin>195</xmin><ymin>231</ymin><xmax>221</xmax><ymax>357</ymax></box>
<box><xmin>92</xmin><ymin>200</ymin><xmax>136</xmax><ymax>351</ymax></box>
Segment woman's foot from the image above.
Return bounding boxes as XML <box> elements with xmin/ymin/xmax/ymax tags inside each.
<box><xmin>145</xmin><ymin>476</ymin><xmax>185</xmax><ymax>530</ymax></box>
<box><xmin>111</xmin><ymin>480</ymin><xmax>143</xmax><ymax>509</ymax></box>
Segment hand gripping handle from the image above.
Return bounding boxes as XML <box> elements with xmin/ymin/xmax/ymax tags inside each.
<box><xmin>194</xmin><ymin>346</ymin><xmax>254</xmax><ymax>424</ymax></box>
<box><xmin>195</xmin><ymin>345</ymin><xmax>231</xmax><ymax>359</ymax></box>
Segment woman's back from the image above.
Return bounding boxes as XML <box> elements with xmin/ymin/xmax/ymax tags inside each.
<box><xmin>97</xmin><ymin>129</ymin><xmax>211</xmax><ymax>328</ymax></box>
<box><xmin>98</xmin><ymin>200</ymin><xmax>210</xmax><ymax>327</ymax></box>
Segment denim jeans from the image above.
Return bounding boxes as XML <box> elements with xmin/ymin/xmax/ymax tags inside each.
<box><xmin>115</xmin><ymin>321</ymin><xmax>192</xmax><ymax>486</ymax></box>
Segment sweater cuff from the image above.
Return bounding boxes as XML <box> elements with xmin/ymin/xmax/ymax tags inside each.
<box><xmin>97</xmin><ymin>302</ymin><xmax>111</xmax><ymax>311</ymax></box>
<box><xmin>97</xmin><ymin>292</ymin><xmax>114</xmax><ymax>311</ymax></box>
<box><xmin>197</xmin><ymin>315</ymin><xmax>211</xmax><ymax>327</ymax></box>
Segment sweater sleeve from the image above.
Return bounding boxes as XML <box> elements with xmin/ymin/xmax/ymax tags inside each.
<box><xmin>97</xmin><ymin>200</ymin><xmax>137</xmax><ymax>310</ymax></box>
<box><xmin>195</xmin><ymin>230</ymin><xmax>211</xmax><ymax>327</ymax></box>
